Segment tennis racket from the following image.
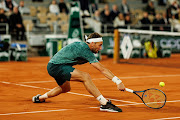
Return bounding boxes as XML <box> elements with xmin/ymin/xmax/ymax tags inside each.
<box><xmin>125</xmin><ymin>88</ymin><xmax>166</xmax><ymax>109</ymax></box>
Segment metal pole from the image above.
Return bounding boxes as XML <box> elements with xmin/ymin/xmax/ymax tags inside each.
<box><xmin>113</xmin><ymin>29</ymin><xmax>120</xmax><ymax>64</ymax></box>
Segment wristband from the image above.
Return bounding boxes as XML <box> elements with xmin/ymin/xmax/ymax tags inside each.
<box><xmin>112</xmin><ymin>76</ymin><xmax>122</xmax><ymax>85</ymax></box>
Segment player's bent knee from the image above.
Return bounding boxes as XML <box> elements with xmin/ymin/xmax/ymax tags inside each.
<box><xmin>62</xmin><ymin>86</ymin><xmax>71</xmax><ymax>93</ymax></box>
<box><xmin>61</xmin><ymin>81</ymin><xmax>71</xmax><ymax>93</ymax></box>
<box><xmin>70</xmin><ymin>69</ymin><xmax>91</xmax><ymax>82</ymax></box>
<box><xmin>82</xmin><ymin>72</ymin><xmax>91</xmax><ymax>82</ymax></box>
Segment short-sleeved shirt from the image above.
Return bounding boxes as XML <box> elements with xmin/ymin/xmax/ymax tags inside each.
<box><xmin>49</xmin><ymin>42</ymin><xmax>99</xmax><ymax>65</ymax></box>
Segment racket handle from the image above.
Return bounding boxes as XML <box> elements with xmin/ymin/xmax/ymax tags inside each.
<box><xmin>125</xmin><ymin>88</ymin><xmax>134</xmax><ymax>93</ymax></box>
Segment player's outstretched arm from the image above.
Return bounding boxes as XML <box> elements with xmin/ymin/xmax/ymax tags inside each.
<box><xmin>117</xmin><ymin>82</ymin><xmax>125</xmax><ymax>91</ymax></box>
<box><xmin>91</xmin><ymin>62</ymin><xmax>125</xmax><ymax>91</ymax></box>
<box><xmin>91</xmin><ymin>62</ymin><xmax>114</xmax><ymax>79</ymax></box>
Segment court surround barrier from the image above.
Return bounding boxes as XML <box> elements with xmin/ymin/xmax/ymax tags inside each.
<box><xmin>45</xmin><ymin>34</ymin><xmax>102</xmax><ymax>60</ymax></box>
<box><xmin>112</xmin><ymin>29</ymin><xmax>178</xmax><ymax>63</ymax></box>
<box><xmin>0</xmin><ymin>34</ymin><xmax>28</xmax><ymax>62</ymax></box>
<box><xmin>45</xmin><ymin>34</ymin><xmax>67</xmax><ymax>58</ymax></box>
<box><xmin>44</xmin><ymin>28</ymin><xmax>180</xmax><ymax>63</ymax></box>
<box><xmin>10</xmin><ymin>43</ymin><xmax>28</xmax><ymax>61</ymax></box>
<box><xmin>0</xmin><ymin>35</ymin><xmax>11</xmax><ymax>61</ymax></box>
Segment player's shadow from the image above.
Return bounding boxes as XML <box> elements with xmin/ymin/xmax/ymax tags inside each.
<box><xmin>126</xmin><ymin>105</ymin><xmax>180</xmax><ymax>113</ymax></box>
<box><xmin>150</xmin><ymin>105</ymin><xmax>180</xmax><ymax>113</ymax></box>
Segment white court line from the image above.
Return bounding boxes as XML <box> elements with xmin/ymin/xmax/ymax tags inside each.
<box><xmin>68</xmin><ymin>92</ymin><xmax>137</xmax><ymax>104</ymax></box>
<box><xmin>18</xmin><ymin>74</ymin><xmax>180</xmax><ymax>83</ymax></box>
<box><xmin>20</xmin><ymin>81</ymin><xmax>53</xmax><ymax>84</ymax></box>
<box><xmin>89</xmin><ymin>100</ymin><xmax>180</xmax><ymax>108</ymax></box>
<box><xmin>89</xmin><ymin>103</ymin><xmax>144</xmax><ymax>108</ymax></box>
<box><xmin>118</xmin><ymin>100</ymin><xmax>180</xmax><ymax>106</ymax></box>
<box><xmin>120</xmin><ymin>74</ymin><xmax>180</xmax><ymax>79</ymax></box>
<box><xmin>1</xmin><ymin>81</ymin><xmax>51</xmax><ymax>90</ymax></box>
<box><xmin>150</xmin><ymin>117</ymin><xmax>180</xmax><ymax>120</ymax></box>
<box><xmin>92</xmin><ymin>74</ymin><xmax>180</xmax><ymax>80</ymax></box>
<box><xmin>1</xmin><ymin>82</ymin><xmax>180</xmax><ymax>118</ymax></box>
<box><xmin>0</xmin><ymin>109</ymin><xmax>70</xmax><ymax>116</ymax></box>
<box><xmin>166</xmin><ymin>100</ymin><xmax>180</xmax><ymax>103</ymax></box>
<box><xmin>0</xmin><ymin>81</ymin><xmax>135</xmax><ymax>104</ymax></box>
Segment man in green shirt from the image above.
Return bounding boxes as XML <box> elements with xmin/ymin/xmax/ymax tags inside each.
<box><xmin>32</xmin><ymin>32</ymin><xmax>125</xmax><ymax>112</ymax></box>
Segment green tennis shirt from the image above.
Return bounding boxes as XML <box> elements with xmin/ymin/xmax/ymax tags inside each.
<box><xmin>49</xmin><ymin>42</ymin><xmax>99</xmax><ymax>65</ymax></box>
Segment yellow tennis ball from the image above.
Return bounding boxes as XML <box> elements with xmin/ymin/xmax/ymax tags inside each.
<box><xmin>159</xmin><ymin>82</ymin><xmax>165</xmax><ymax>87</ymax></box>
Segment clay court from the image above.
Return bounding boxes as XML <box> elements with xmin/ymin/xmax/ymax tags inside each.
<box><xmin>0</xmin><ymin>54</ymin><xmax>180</xmax><ymax>120</ymax></box>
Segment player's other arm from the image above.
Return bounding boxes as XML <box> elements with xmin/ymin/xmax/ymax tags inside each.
<box><xmin>91</xmin><ymin>62</ymin><xmax>125</xmax><ymax>91</ymax></box>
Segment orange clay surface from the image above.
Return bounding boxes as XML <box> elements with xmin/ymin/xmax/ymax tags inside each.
<box><xmin>0</xmin><ymin>54</ymin><xmax>180</xmax><ymax>120</ymax></box>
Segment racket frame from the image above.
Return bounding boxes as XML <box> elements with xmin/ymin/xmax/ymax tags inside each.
<box><xmin>125</xmin><ymin>88</ymin><xmax>167</xmax><ymax>109</ymax></box>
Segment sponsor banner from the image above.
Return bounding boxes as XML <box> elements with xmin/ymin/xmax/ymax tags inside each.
<box><xmin>102</xmin><ymin>35</ymin><xmax>180</xmax><ymax>54</ymax></box>
<box><xmin>154</xmin><ymin>36</ymin><xmax>180</xmax><ymax>53</ymax></box>
<box><xmin>67</xmin><ymin>1</ymin><xmax>83</xmax><ymax>43</ymax></box>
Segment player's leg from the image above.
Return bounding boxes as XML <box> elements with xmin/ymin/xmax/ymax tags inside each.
<box><xmin>33</xmin><ymin>81</ymin><xmax>70</xmax><ymax>103</ymax></box>
<box><xmin>32</xmin><ymin>86</ymin><xmax>62</xmax><ymax>103</ymax></box>
<box><xmin>70</xmin><ymin>69</ymin><xmax>102</xmax><ymax>98</ymax></box>
<box><xmin>32</xmin><ymin>63</ymin><xmax>72</xmax><ymax>103</ymax></box>
<box><xmin>39</xmin><ymin>81</ymin><xmax>70</xmax><ymax>101</ymax></box>
<box><xmin>70</xmin><ymin>69</ymin><xmax>122</xmax><ymax>112</ymax></box>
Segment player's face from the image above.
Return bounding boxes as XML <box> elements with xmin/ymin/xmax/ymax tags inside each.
<box><xmin>91</xmin><ymin>42</ymin><xmax>103</xmax><ymax>53</ymax></box>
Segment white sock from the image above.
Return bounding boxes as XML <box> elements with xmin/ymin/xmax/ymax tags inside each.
<box><xmin>96</xmin><ymin>95</ymin><xmax>108</xmax><ymax>105</ymax></box>
<box><xmin>40</xmin><ymin>93</ymin><xmax>48</xmax><ymax>100</ymax></box>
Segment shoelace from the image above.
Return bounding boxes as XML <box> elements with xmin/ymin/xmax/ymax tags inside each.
<box><xmin>109</xmin><ymin>103</ymin><xmax>117</xmax><ymax>108</ymax></box>
<box><xmin>108</xmin><ymin>102</ymin><xmax>119</xmax><ymax>109</ymax></box>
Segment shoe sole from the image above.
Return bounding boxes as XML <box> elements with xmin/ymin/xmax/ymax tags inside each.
<box><xmin>100</xmin><ymin>108</ymin><xmax>122</xmax><ymax>112</ymax></box>
<box><xmin>32</xmin><ymin>96</ymin><xmax>36</xmax><ymax>103</ymax></box>
<box><xmin>32</xmin><ymin>94</ymin><xmax>41</xmax><ymax>103</ymax></box>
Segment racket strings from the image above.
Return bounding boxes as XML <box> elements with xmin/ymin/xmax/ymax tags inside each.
<box><xmin>142</xmin><ymin>89</ymin><xmax>166</xmax><ymax>108</ymax></box>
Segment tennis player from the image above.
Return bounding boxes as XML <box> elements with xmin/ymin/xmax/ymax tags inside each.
<box><xmin>32</xmin><ymin>32</ymin><xmax>125</xmax><ymax>112</ymax></box>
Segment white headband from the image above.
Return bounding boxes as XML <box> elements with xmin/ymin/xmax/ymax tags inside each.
<box><xmin>85</xmin><ymin>35</ymin><xmax>103</xmax><ymax>43</ymax></box>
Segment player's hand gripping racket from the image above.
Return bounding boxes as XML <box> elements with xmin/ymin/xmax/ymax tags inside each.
<box><xmin>125</xmin><ymin>88</ymin><xmax>166</xmax><ymax>109</ymax></box>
